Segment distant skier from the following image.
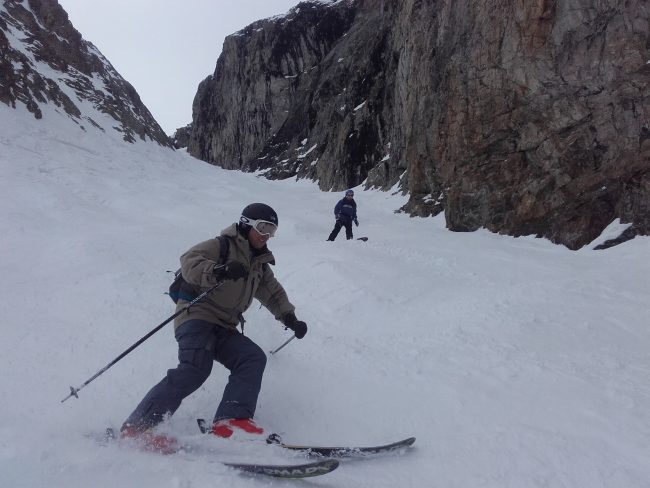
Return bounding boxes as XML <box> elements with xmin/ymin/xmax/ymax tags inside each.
<box><xmin>120</xmin><ymin>203</ymin><xmax>308</xmax><ymax>452</ymax></box>
<box><xmin>327</xmin><ymin>189</ymin><xmax>358</xmax><ymax>241</ymax></box>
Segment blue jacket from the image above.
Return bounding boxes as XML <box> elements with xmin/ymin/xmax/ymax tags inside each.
<box><xmin>334</xmin><ymin>197</ymin><xmax>357</xmax><ymax>222</ymax></box>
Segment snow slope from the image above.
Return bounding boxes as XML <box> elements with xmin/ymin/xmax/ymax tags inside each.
<box><xmin>1</xmin><ymin>103</ymin><xmax>649</xmax><ymax>487</ymax></box>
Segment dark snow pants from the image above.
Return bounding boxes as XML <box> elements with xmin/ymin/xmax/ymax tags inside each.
<box><xmin>327</xmin><ymin>218</ymin><xmax>353</xmax><ymax>241</ymax></box>
<box><xmin>122</xmin><ymin>319</ymin><xmax>266</xmax><ymax>431</ymax></box>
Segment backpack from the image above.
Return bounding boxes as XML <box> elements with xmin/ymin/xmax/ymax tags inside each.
<box><xmin>167</xmin><ymin>235</ymin><xmax>230</xmax><ymax>303</ymax></box>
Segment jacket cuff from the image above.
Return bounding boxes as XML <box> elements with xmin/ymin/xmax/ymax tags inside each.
<box><xmin>282</xmin><ymin>312</ymin><xmax>297</xmax><ymax>326</ymax></box>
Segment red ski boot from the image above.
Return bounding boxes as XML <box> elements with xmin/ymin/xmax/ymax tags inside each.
<box><xmin>120</xmin><ymin>426</ymin><xmax>178</xmax><ymax>455</ymax></box>
<box><xmin>211</xmin><ymin>418</ymin><xmax>264</xmax><ymax>439</ymax></box>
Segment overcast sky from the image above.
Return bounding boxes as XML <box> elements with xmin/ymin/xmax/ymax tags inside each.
<box><xmin>58</xmin><ymin>0</ymin><xmax>300</xmax><ymax>135</ymax></box>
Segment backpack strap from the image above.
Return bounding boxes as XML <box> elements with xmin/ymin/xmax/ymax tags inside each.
<box><xmin>216</xmin><ymin>234</ymin><xmax>230</xmax><ymax>265</ymax></box>
<box><xmin>175</xmin><ymin>235</ymin><xmax>229</xmax><ymax>278</ymax></box>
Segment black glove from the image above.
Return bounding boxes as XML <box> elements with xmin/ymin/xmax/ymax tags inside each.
<box><xmin>335</xmin><ymin>214</ymin><xmax>341</xmax><ymax>221</ymax></box>
<box><xmin>215</xmin><ymin>261</ymin><xmax>248</xmax><ymax>281</ymax></box>
<box><xmin>283</xmin><ymin>312</ymin><xmax>308</xmax><ymax>339</ymax></box>
<box><xmin>354</xmin><ymin>218</ymin><xmax>359</xmax><ymax>227</ymax></box>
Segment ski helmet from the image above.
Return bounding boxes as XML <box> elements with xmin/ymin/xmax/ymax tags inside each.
<box><xmin>345</xmin><ymin>189</ymin><xmax>354</xmax><ymax>196</ymax></box>
<box><xmin>239</xmin><ymin>203</ymin><xmax>278</xmax><ymax>236</ymax></box>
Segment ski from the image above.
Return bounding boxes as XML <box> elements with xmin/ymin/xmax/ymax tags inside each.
<box><xmin>197</xmin><ymin>419</ymin><xmax>415</xmax><ymax>458</ymax></box>
<box><xmin>267</xmin><ymin>433</ymin><xmax>416</xmax><ymax>458</ymax></box>
<box><xmin>223</xmin><ymin>459</ymin><xmax>339</xmax><ymax>478</ymax></box>
<box><xmin>100</xmin><ymin>427</ymin><xmax>339</xmax><ymax>478</ymax></box>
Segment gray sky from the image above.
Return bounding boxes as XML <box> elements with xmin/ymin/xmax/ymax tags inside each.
<box><xmin>59</xmin><ymin>0</ymin><xmax>300</xmax><ymax>135</ymax></box>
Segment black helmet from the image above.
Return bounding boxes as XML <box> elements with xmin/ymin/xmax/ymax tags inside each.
<box><xmin>241</xmin><ymin>203</ymin><xmax>278</xmax><ymax>225</ymax></box>
<box><xmin>239</xmin><ymin>203</ymin><xmax>278</xmax><ymax>237</ymax></box>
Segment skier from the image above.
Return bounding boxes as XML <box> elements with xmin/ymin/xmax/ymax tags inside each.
<box><xmin>120</xmin><ymin>203</ymin><xmax>308</xmax><ymax>452</ymax></box>
<box><xmin>327</xmin><ymin>189</ymin><xmax>358</xmax><ymax>241</ymax></box>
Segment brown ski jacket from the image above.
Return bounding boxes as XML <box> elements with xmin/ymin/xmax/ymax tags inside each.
<box><xmin>173</xmin><ymin>223</ymin><xmax>295</xmax><ymax>331</ymax></box>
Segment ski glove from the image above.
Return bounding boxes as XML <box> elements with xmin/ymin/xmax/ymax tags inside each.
<box><xmin>335</xmin><ymin>214</ymin><xmax>341</xmax><ymax>221</ymax></box>
<box><xmin>283</xmin><ymin>312</ymin><xmax>308</xmax><ymax>339</ymax></box>
<box><xmin>215</xmin><ymin>261</ymin><xmax>248</xmax><ymax>281</ymax></box>
<box><xmin>354</xmin><ymin>218</ymin><xmax>359</xmax><ymax>226</ymax></box>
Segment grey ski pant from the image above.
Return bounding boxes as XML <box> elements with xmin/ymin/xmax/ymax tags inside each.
<box><xmin>122</xmin><ymin>319</ymin><xmax>266</xmax><ymax>431</ymax></box>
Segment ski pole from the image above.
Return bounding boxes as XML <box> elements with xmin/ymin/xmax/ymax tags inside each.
<box><xmin>61</xmin><ymin>280</ymin><xmax>225</xmax><ymax>403</ymax></box>
<box><xmin>270</xmin><ymin>334</ymin><xmax>296</xmax><ymax>355</ymax></box>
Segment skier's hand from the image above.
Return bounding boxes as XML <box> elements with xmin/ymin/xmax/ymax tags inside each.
<box><xmin>335</xmin><ymin>214</ymin><xmax>341</xmax><ymax>221</ymax></box>
<box><xmin>215</xmin><ymin>261</ymin><xmax>248</xmax><ymax>281</ymax></box>
<box><xmin>283</xmin><ymin>312</ymin><xmax>308</xmax><ymax>339</ymax></box>
<box><xmin>354</xmin><ymin>218</ymin><xmax>359</xmax><ymax>227</ymax></box>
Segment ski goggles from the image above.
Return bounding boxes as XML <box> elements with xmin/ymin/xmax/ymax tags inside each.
<box><xmin>240</xmin><ymin>216</ymin><xmax>278</xmax><ymax>237</ymax></box>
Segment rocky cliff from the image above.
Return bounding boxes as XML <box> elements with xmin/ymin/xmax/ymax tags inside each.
<box><xmin>172</xmin><ymin>123</ymin><xmax>192</xmax><ymax>149</ymax></box>
<box><xmin>0</xmin><ymin>0</ymin><xmax>171</xmax><ymax>146</ymax></box>
<box><xmin>187</xmin><ymin>0</ymin><xmax>649</xmax><ymax>249</ymax></box>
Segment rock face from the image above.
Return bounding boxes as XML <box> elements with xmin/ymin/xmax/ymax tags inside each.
<box><xmin>189</xmin><ymin>0</ymin><xmax>650</xmax><ymax>249</ymax></box>
<box><xmin>0</xmin><ymin>0</ymin><xmax>171</xmax><ymax>146</ymax></box>
<box><xmin>188</xmin><ymin>0</ymin><xmax>359</xmax><ymax>179</ymax></box>
<box><xmin>172</xmin><ymin>123</ymin><xmax>192</xmax><ymax>149</ymax></box>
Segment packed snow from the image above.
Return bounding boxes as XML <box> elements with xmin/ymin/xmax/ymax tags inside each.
<box><xmin>1</xmin><ymin>103</ymin><xmax>649</xmax><ymax>488</ymax></box>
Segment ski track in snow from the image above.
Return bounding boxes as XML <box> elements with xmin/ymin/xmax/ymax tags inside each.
<box><xmin>1</xmin><ymin>103</ymin><xmax>650</xmax><ymax>488</ymax></box>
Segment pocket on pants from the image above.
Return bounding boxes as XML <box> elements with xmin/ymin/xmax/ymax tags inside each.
<box><xmin>178</xmin><ymin>346</ymin><xmax>212</xmax><ymax>369</ymax></box>
<box><xmin>175</xmin><ymin>321</ymin><xmax>214</xmax><ymax>349</ymax></box>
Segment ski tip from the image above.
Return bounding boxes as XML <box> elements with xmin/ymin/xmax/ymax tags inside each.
<box><xmin>318</xmin><ymin>459</ymin><xmax>340</xmax><ymax>472</ymax></box>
